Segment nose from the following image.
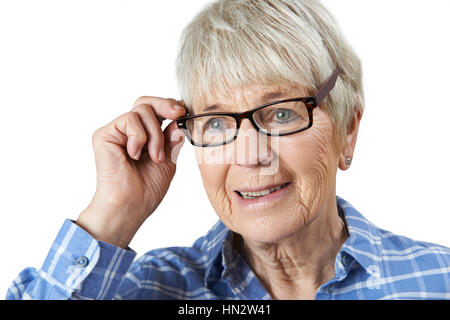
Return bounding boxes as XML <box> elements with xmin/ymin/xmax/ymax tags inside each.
<box><xmin>234</xmin><ymin>118</ymin><xmax>273</xmax><ymax>167</ymax></box>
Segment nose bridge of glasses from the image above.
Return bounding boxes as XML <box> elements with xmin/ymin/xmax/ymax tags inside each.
<box><xmin>236</xmin><ymin>108</ymin><xmax>261</xmax><ymax>131</ymax></box>
<box><xmin>235</xmin><ymin>115</ymin><xmax>259</xmax><ymax>149</ymax></box>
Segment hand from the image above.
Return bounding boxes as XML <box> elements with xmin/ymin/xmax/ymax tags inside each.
<box><xmin>76</xmin><ymin>97</ymin><xmax>186</xmax><ymax>248</ymax></box>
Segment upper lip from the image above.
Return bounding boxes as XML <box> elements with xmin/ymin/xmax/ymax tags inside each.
<box><xmin>235</xmin><ymin>182</ymin><xmax>290</xmax><ymax>193</ymax></box>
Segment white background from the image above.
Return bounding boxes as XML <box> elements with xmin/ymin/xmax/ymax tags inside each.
<box><xmin>1</xmin><ymin>0</ymin><xmax>449</xmax><ymax>296</ymax></box>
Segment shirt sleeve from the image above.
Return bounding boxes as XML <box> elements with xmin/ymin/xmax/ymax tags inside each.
<box><xmin>6</xmin><ymin>219</ymin><xmax>137</xmax><ymax>300</ymax></box>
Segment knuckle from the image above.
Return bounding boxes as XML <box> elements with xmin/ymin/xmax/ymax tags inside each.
<box><xmin>130</xmin><ymin>130</ymin><xmax>147</xmax><ymax>143</ymax></box>
<box><xmin>133</xmin><ymin>96</ymin><xmax>147</xmax><ymax>106</ymax></box>
<box><xmin>92</xmin><ymin>127</ymin><xmax>104</xmax><ymax>143</ymax></box>
<box><xmin>132</xmin><ymin>131</ymin><xmax>148</xmax><ymax>145</ymax></box>
<box><xmin>132</xmin><ymin>103</ymin><xmax>153</xmax><ymax>115</ymax></box>
<box><xmin>127</xmin><ymin>111</ymin><xmax>141</xmax><ymax>122</ymax></box>
<box><xmin>133</xmin><ymin>96</ymin><xmax>158</xmax><ymax>107</ymax></box>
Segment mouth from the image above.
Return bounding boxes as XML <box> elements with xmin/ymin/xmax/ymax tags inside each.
<box><xmin>235</xmin><ymin>182</ymin><xmax>291</xmax><ymax>199</ymax></box>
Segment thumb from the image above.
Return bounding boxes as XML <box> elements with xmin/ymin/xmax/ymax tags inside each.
<box><xmin>163</xmin><ymin>120</ymin><xmax>185</xmax><ymax>165</ymax></box>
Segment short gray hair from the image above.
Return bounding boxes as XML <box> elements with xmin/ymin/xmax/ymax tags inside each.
<box><xmin>175</xmin><ymin>0</ymin><xmax>364</xmax><ymax>144</ymax></box>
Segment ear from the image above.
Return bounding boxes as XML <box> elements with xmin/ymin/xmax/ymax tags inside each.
<box><xmin>338</xmin><ymin>107</ymin><xmax>363</xmax><ymax>170</ymax></box>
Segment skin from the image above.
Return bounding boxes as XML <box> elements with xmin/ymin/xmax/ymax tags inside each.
<box><xmin>193</xmin><ymin>83</ymin><xmax>363</xmax><ymax>299</ymax></box>
<box><xmin>76</xmin><ymin>81</ymin><xmax>362</xmax><ymax>299</ymax></box>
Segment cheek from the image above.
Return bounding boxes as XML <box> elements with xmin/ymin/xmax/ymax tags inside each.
<box><xmin>279</xmin><ymin>121</ymin><xmax>338</xmax><ymax>215</ymax></box>
<box><xmin>197</xmin><ymin>150</ymin><xmax>233</xmax><ymax>222</ymax></box>
<box><xmin>195</xmin><ymin>144</ymin><xmax>232</xmax><ymax>165</ymax></box>
<box><xmin>307</xmin><ymin>127</ymin><xmax>337</xmax><ymax>183</ymax></box>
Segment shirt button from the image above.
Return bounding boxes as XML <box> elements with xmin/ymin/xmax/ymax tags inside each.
<box><xmin>342</xmin><ymin>253</ymin><xmax>350</xmax><ymax>266</ymax></box>
<box><xmin>75</xmin><ymin>256</ymin><xmax>89</xmax><ymax>267</ymax></box>
<box><xmin>326</xmin><ymin>285</ymin><xmax>335</xmax><ymax>294</ymax></box>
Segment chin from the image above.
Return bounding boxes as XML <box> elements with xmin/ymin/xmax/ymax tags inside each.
<box><xmin>227</xmin><ymin>209</ymin><xmax>305</xmax><ymax>244</ymax></box>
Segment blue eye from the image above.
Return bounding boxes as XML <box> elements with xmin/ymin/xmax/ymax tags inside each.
<box><xmin>272</xmin><ymin>108</ymin><xmax>299</xmax><ymax>123</ymax></box>
<box><xmin>205</xmin><ymin>118</ymin><xmax>225</xmax><ymax>131</ymax></box>
<box><xmin>274</xmin><ymin>109</ymin><xmax>291</xmax><ymax>121</ymax></box>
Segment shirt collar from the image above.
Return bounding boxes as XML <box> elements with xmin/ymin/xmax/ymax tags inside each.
<box><xmin>202</xmin><ymin>221</ymin><xmax>270</xmax><ymax>298</ymax></box>
<box><xmin>203</xmin><ymin>220</ymin><xmax>229</xmax><ymax>286</ymax></box>
<box><xmin>203</xmin><ymin>196</ymin><xmax>382</xmax><ymax>290</ymax></box>
<box><xmin>337</xmin><ymin>195</ymin><xmax>383</xmax><ymax>275</ymax></box>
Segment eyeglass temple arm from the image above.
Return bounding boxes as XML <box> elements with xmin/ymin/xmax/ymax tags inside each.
<box><xmin>314</xmin><ymin>67</ymin><xmax>340</xmax><ymax>106</ymax></box>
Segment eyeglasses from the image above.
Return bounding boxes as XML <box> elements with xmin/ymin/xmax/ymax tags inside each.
<box><xmin>177</xmin><ymin>68</ymin><xmax>340</xmax><ymax>147</ymax></box>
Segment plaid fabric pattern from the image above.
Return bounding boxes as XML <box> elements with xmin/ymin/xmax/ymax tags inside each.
<box><xmin>6</xmin><ymin>196</ymin><xmax>450</xmax><ymax>300</ymax></box>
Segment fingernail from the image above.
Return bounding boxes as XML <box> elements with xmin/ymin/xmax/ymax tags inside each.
<box><xmin>134</xmin><ymin>149</ymin><xmax>142</xmax><ymax>160</ymax></box>
<box><xmin>171</xmin><ymin>140</ymin><xmax>184</xmax><ymax>165</ymax></box>
<box><xmin>158</xmin><ymin>149</ymin><xmax>165</xmax><ymax>162</ymax></box>
<box><xmin>173</xmin><ymin>104</ymin><xmax>185</xmax><ymax>111</ymax></box>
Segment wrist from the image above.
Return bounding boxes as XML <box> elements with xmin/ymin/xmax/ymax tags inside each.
<box><xmin>76</xmin><ymin>201</ymin><xmax>142</xmax><ymax>249</ymax></box>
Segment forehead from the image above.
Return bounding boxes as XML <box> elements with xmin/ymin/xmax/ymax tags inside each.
<box><xmin>191</xmin><ymin>83</ymin><xmax>309</xmax><ymax>114</ymax></box>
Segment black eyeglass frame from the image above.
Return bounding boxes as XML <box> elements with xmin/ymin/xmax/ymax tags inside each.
<box><xmin>177</xmin><ymin>67</ymin><xmax>340</xmax><ymax>147</ymax></box>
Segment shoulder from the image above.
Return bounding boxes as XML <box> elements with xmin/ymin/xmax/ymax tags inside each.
<box><xmin>337</xmin><ymin>196</ymin><xmax>450</xmax><ymax>297</ymax></box>
<box><xmin>376</xmin><ymin>227</ymin><xmax>450</xmax><ymax>294</ymax></box>
<box><xmin>378</xmin><ymin>227</ymin><xmax>450</xmax><ymax>267</ymax></box>
<box><xmin>338</xmin><ymin>195</ymin><xmax>450</xmax><ymax>269</ymax></box>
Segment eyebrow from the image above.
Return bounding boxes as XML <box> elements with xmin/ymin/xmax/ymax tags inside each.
<box><xmin>198</xmin><ymin>90</ymin><xmax>288</xmax><ymax>114</ymax></box>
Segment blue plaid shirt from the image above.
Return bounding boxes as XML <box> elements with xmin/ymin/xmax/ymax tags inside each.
<box><xmin>6</xmin><ymin>196</ymin><xmax>450</xmax><ymax>300</ymax></box>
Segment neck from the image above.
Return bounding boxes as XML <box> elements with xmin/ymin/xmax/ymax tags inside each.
<box><xmin>239</xmin><ymin>194</ymin><xmax>347</xmax><ymax>299</ymax></box>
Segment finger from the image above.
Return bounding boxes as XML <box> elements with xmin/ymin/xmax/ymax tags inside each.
<box><xmin>113</xmin><ymin>111</ymin><xmax>148</xmax><ymax>160</ymax></box>
<box><xmin>163</xmin><ymin>120</ymin><xmax>186</xmax><ymax>165</ymax></box>
<box><xmin>133</xmin><ymin>96</ymin><xmax>186</xmax><ymax>121</ymax></box>
<box><xmin>132</xmin><ymin>104</ymin><xmax>166</xmax><ymax>163</ymax></box>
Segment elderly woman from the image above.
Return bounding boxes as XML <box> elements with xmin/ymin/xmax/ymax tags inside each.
<box><xmin>7</xmin><ymin>0</ymin><xmax>450</xmax><ymax>300</ymax></box>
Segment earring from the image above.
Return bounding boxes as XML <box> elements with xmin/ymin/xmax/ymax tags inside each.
<box><xmin>345</xmin><ymin>157</ymin><xmax>352</xmax><ymax>166</ymax></box>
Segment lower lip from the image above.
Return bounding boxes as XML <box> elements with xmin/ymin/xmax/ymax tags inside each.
<box><xmin>234</xmin><ymin>183</ymin><xmax>291</xmax><ymax>208</ymax></box>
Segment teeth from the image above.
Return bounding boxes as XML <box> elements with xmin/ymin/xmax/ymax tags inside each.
<box><xmin>239</xmin><ymin>184</ymin><xmax>287</xmax><ymax>199</ymax></box>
